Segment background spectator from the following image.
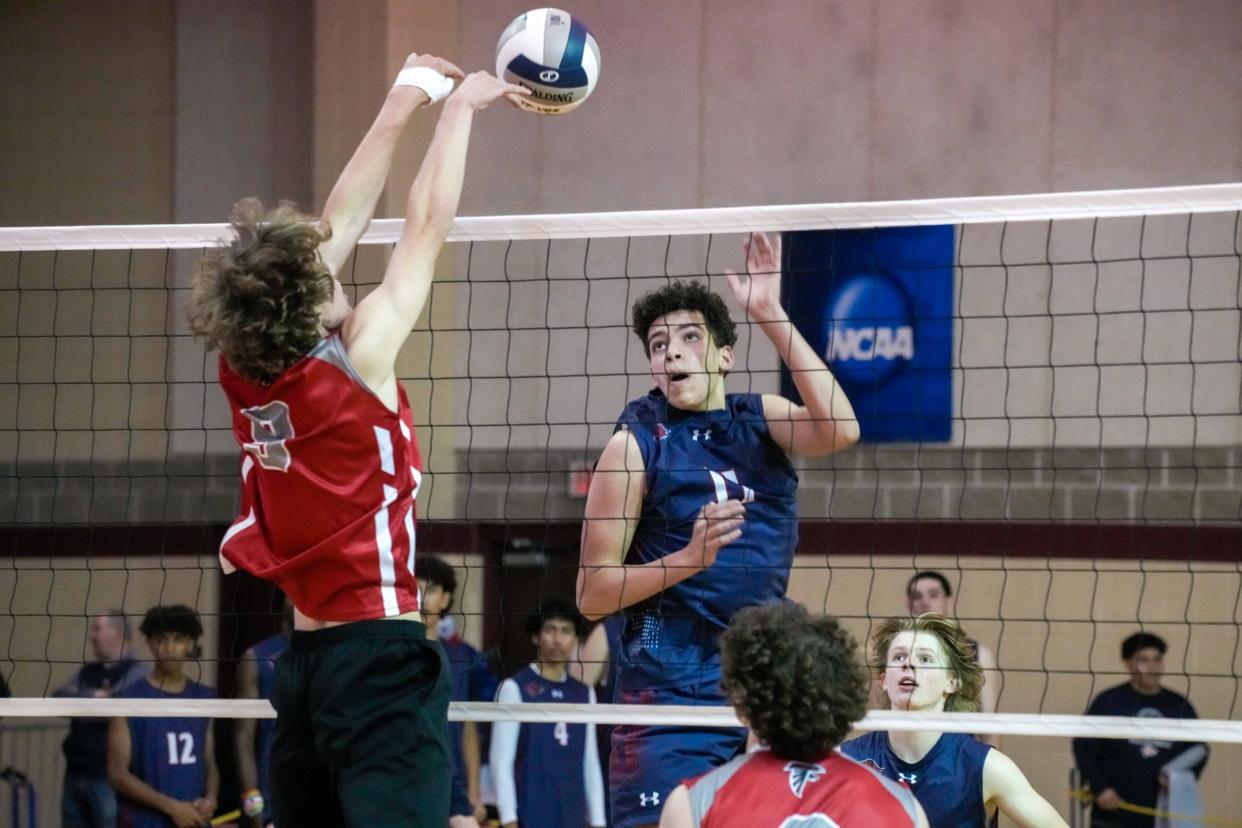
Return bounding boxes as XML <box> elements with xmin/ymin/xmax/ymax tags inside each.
<box><xmin>53</xmin><ymin>610</ymin><xmax>149</xmax><ymax>828</ymax></box>
<box><xmin>1073</xmin><ymin>632</ymin><xmax>1208</xmax><ymax>828</ymax></box>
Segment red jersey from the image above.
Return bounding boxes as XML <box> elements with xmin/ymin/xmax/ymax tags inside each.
<box><xmin>685</xmin><ymin>749</ymin><xmax>920</xmax><ymax>827</ymax></box>
<box><xmin>217</xmin><ymin>335</ymin><xmax>422</xmax><ymax>621</ymax></box>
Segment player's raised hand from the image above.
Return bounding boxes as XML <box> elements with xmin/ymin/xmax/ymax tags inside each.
<box><xmin>686</xmin><ymin>500</ymin><xmax>746</xmax><ymax>569</ymax></box>
<box><xmin>450</xmin><ymin>72</ymin><xmax>532</xmax><ymax>111</ymax></box>
<box><xmin>725</xmin><ymin>232</ymin><xmax>784</xmax><ymax>323</ymax></box>
<box><xmin>401</xmin><ymin>52</ymin><xmax>466</xmax><ymax>80</ymax></box>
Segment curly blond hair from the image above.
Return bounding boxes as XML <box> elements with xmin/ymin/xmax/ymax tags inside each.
<box><xmin>187</xmin><ymin>199</ymin><xmax>332</xmax><ymax>384</ymax></box>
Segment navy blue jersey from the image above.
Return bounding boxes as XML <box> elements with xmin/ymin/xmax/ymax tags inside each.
<box><xmin>251</xmin><ymin>633</ymin><xmax>288</xmax><ymax>813</ymax></box>
<box><xmin>616</xmin><ymin>390</ymin><xmax>798</xmax><ymax>693</ymax></box>
<box><xmin>512</xmin><ymin>666</ymin><xmax>592</xmax><ymax>828</ymax></box>
<box><xmin>118</xmin><ymin>678</ymin><xmax>215</xmax><ymax>828</ymax></box>
<box><xmin>840</xmin><ymin>731</ymin><xmax>993</xmax><ymax>828</ymax></box>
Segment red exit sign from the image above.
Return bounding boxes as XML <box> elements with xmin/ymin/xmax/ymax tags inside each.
<box><xmin>568</xmin><ymin>460</ymin><xmax>593</xmax><ymax>498</ymax></box>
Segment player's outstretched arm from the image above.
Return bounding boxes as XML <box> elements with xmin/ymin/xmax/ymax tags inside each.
<box><xmin>983</xmin><ymin>749</ymin><xmax>1069</xmax><ymax>828</ymax></box>
<box><xmin>344</xmin><ymin>72</ymin><xmax>528</xmax><ymax>394</ymax></box>
<box><xmin>317</xmin><ymin>53</ymin><xmax>464</xmax><ymax>275</ymax></box>
<box><xmin>577</xmin><ymin>430</ymin><xmax>745</xmax><ymax>620</ymax></box>
<box><xmin>571</xmin><ymin>618</ymin><xmax>611</xmax><ymax>685</ymax></box>
<box><xmin>725</xmin><ymin>232</ymin><xmax>860</xmax><ymax>458</ymax></box>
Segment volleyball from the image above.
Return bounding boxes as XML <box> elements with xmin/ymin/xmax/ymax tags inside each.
<box><xmin>496</xmin><ymin>8</ymin><xmax>600</xmax><ymax>115</ymax></box>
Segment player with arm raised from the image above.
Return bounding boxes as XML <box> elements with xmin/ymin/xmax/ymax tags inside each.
<box><xmin>187</xmin><ymin>54</ymin><xmax>528</xmax><ymax>828</ymax></box>
<box><xmin>576</xmin><ymin>232</ymin><xmax>860</xmax><ymax>828</ymax></box>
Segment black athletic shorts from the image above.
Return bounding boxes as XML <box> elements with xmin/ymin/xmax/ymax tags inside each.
<box><xmin>269</xmin><ymin>619</ymin><xmax>451</xmax><ymax>828</ymax></box>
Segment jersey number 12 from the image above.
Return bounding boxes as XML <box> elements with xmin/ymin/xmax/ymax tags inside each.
<box><xmin>165</xmin><ymin>732</ymin><xmax>197</xmax><ymax>765</ymax></box>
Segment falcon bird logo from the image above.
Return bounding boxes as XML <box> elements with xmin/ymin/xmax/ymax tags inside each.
<box><xmin>784</xmin><ymin>761</ymin><xmax>826</xmax><ymax>798</ymax></box>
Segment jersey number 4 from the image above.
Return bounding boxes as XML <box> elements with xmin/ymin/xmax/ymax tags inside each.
<box><xmin>165</xmin><ymin>732</ymin><xmax>197</xmax><ymax>765</ymax></box>
<box><xmin>241</xmin><ymin>401</ymin><xmax>294</xmax><ymax>472</ymax></box>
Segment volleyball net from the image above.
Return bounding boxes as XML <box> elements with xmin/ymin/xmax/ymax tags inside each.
<box><xmin>1</xmin><ymin>184</ymin><xmax>1241</xmax><ymax>818</ymax></box>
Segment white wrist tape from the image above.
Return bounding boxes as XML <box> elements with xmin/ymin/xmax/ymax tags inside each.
<box><xmin>394</xmin><ymin>67</ymin><xmax>455</xmax><ymax>104</ymax></box>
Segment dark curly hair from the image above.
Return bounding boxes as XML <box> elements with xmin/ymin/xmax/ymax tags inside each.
<box><xmin>869</xmin><ymin>613</ymin><xmax>983</xmax><ymax>713</ymax></box>
<box><xmin>187</xmin><ymin>198</ymin><xmax>333</xmax><ymax>384</ymax></box>
<box><xmin>630</xmin><ymin>280</ymin><xmax>737</xmax><ymax>356</ymax></box>
<box><xmin>720</xmin><ymin>603</ymin><xmax>870</xmax><ymax>761</ymax></box>
<box><xmin>140</xmin><ymin>605</ymin><xmax>204</xmax><ymax>640</ymax></box>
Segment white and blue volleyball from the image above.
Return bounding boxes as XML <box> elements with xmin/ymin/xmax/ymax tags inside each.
<box><xmin>496</xmin><ymin>8</ymin><xmax>600</xmax><ymax>115</ymax></box>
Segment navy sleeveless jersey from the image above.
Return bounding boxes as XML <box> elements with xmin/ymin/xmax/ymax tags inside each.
<box><xmin>616</xmin><ymin>390</ymin><xmax>797</xmax><ymax>692</ymax></box>
<box><xmin>513</xmin><ymin>666</ymin><xmax>592</xmax><ymax>828</ymax></box>
<box><xmin>252</xmin><ymin>633</ymin><xmax>288</xmax><ymax>812</ymax></box>
<box><xmin>118</xmin><ymin>678</ymin><xmax>215</xmax><ymax>828</ymax></box>
<box><xmin>840</xmin><ymin>731</ymin><xmax>993</xmax><ymax>828</ymax></box>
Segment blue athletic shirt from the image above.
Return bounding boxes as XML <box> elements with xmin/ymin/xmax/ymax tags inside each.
<box><xmin>840</xmin><ymin>730</ymin><xmax>993</xmax><ymax>828</ymax></box>
<box><xmin>251</xmin><ymin>633</ymin><xmax>288</xmax><ymax>817</ymax></box>
<box><xmin>117</xmin><ymin>677</ymin><xmax>215</xmax><ymax>828</ymax></box>
<box><xmin>511</xmin><ymin>666</ymin><xmax>593</xmax><ymax>828</ymax></box>
<box><xmin>615</xmin><ymin>390</ymin><xmax>798</xmax><ymax>693</ymax></box>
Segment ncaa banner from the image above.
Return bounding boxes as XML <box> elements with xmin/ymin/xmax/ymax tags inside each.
<box><xmin>779</xmin><ymin>226</ymin><xmax>954</xmax><ymax>442</ymax></box>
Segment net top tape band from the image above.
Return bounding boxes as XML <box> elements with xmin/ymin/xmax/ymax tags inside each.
<box><xmin>2</xmin><ymin>698</ymin><xmax>1241</xmax><ymax>744</ymax></box>
<box><xmin>2</xmin><ymin>183</ymin><xmax>1240</xmax><ymax>251</ymax></box>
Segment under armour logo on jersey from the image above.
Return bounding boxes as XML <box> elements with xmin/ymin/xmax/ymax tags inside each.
<box><xmin>639</xmin><ymin>792</ymin><xmax>661</xmax><ymax>807</ymax></box>
<box><xmin>691</xmin><ymin>428</ymin><xmax>711</xmax><ymax>442</ymax></box>
<box><xmin>897</xmin><ymin>771</ymin><xmax>918</xmax><ymax>786</ymax></box>
<box><xmin>551</xmin><ymin>688</ymin><xmax>564</xmax><ymax>699</ymax></box>
<box><xmin>784</xmin><ymin>761</ymin><xmax>826</xmax><ymax>798</ymax></box>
